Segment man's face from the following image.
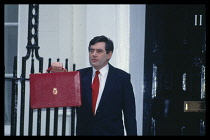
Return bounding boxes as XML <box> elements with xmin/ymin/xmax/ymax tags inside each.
<box><xmin>89</xmin><ymin>42</ymin><xmax>112</xmax><ymax>70</ymax></box>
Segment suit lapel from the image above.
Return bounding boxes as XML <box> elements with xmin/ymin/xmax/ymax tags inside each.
<box><xmin>97</xmin><ymin>64</ymin><xmax>118</xmax><ymax>109</ymax></box>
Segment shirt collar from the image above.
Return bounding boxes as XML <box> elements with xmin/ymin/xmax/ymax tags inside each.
<box><xmin>92</xmin><ymin>63</ymin><xmax>109</xmax><ymax>77</ymax></box>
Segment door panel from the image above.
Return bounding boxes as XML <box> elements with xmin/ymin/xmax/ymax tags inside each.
<box><xmin>143</xmin><ymin>4</ymin><xmax>206</xmax><ymax>136</ymax></box>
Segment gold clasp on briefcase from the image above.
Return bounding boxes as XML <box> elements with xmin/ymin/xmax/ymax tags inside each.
<box><xmin>53</xmin><ymin>88</ymin><xmax>58</xmax><ymax>95</ymax></box>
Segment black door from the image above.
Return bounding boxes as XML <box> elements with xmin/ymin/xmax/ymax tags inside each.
<box><xmin>143</xmin><ymin>4</ymin><xmax>206</xmax><ymax>136</ymax></box>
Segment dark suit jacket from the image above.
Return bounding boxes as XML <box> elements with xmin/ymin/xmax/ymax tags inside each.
<box><xmin>76</xmin><ymin>64</ymin><xmax>137</xmax><ymax>136</ymax></box>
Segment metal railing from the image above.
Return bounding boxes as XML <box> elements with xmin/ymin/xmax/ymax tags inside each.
<box><xmin>9</xmin><ymin>4</ymin><xmax>76</xmax><ymax>136</ymax></box>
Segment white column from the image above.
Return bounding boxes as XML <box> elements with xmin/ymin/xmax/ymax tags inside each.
<box><xmin>129</xmin><ymin>4</ymin><xmax>146</xmax><ymax>135</ymax></box>
<box><xmin>115</xmin><ymin>5</ymin><xmax>130</xmax><ymax>73</ymax></box>
<box><xmin>72</xmin><ymin>5</ymin><xmax>87</xmax><ymax>70</ymax></box>
<box><xmin>58</xmin><ymin>5</ymin><xmax>73</xmax><ymax>69</ymax></box>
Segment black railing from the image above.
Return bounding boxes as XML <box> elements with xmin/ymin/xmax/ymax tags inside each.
<box><xmin>9</xmin><ymin>4</ymin><xmax>76</xmax><ymax>136</ymax></box>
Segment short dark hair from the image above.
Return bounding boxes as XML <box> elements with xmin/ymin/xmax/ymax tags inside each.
<box><xmin>88</xmin><ymin>35</ymin><xmax>114</xmax><ymax>54</ymax></box>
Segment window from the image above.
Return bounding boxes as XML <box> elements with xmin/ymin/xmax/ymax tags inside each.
<box><xmin>4</xmin><ymin>4</ymin><xmax>19</xmax><ymax>125</ymax></box>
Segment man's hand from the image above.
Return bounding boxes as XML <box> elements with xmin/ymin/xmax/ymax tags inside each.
<box><xmin>50</xmin><ymin>62</ymin><xmax>67</xmax><ymax>73</ymax></box>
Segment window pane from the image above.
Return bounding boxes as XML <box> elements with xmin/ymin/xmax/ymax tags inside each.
<box><xmin>4</xmin><ymin>4</ymin><xmax>18</xmax><ymax>127</ymax></box>
<box><xmin>4</xmin><ymin>26</ymin><xmax>18</xmax><ymax>74</ymax></box>
<box><xmin>4</xmin><ymin>79</ymin><xmax>12</xmax><ymax>125</ymax></box>
<box><xmin>4</xmin><ymin>4</ymin><xmax>19</xmax><ymax>22</ymax></box>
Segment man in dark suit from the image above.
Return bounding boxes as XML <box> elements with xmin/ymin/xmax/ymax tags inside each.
<box><xmin>76</xmin><ymin>35</ymin><xmax>137</xmax><ymax>136</ymax></box>
<box><xmin>50</xmin><ymin>35</ymin><xmax>137</xmax><ymax>136</ymax></box>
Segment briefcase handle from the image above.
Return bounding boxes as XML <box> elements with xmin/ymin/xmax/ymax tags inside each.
<box><xmin>46</xmin><ymin>62</ymin><xmax>67</xmax><ymax>73</ymax></box>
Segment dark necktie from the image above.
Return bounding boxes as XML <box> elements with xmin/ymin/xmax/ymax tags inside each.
<box><xmin>92</xmin><ymin>71</ymin><xmax>100</xmax><ymax>114</ymax></box>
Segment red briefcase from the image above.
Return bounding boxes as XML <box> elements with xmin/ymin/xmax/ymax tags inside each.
<box><xmin>29</xmin><ymin>71</ymin><xmax>81</xmax><ymax>109</ymax></box>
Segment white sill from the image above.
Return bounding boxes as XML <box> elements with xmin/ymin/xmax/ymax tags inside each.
<box><xmin>4</xmin><ymin>124</ymin><xmax>11</xmax><ymax>136</ymax></box>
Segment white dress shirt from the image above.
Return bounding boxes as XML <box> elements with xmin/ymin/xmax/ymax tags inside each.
<box><xmin>92</xmin><ymin>64</ymin><xmax>109</xmax><ymax>113</ymax></box>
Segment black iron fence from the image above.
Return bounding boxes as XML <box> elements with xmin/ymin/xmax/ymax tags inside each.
<box><xmin>10</xmin><ymin>57</ymin><xmax>76</xmax><ymax>136</ymax></box>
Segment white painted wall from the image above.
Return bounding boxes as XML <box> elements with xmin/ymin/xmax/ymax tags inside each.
<box><xmin>11</xmin><ymin>4</ymin><xmax>146</xmax><ymax>136</ymax></box>
<box><xmin>86</xmin><ymin>4</ymin><xmax>117</xmax><ymax>68</ymax></box>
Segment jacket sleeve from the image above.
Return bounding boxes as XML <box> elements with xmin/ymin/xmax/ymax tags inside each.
<box><xmin>122</xmin><ymin>73</ymin><xmax>137</xmax><ymax>136</ymax></box>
